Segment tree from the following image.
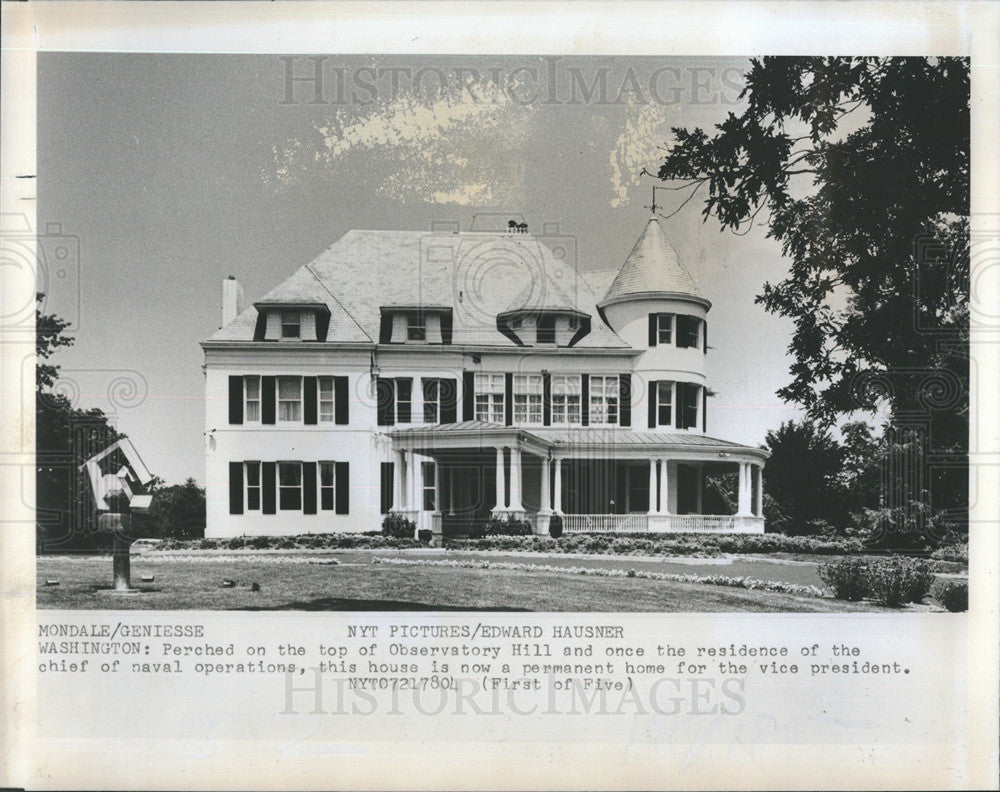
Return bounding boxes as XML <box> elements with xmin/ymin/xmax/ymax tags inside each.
<box><xmin>146</xmin><ymin>478</ymin><xmax>206</xmax><ymax>540</ymax></box>
<box><xmin>35</xmin><ymin>294</ymin><xmax>121</xmax><ymax>553</ymax></box>
<box><xmin>658</xmin><ymin>57</ymin><xmax>969</xmax><ymax>539</ymax></box>
<box><xmin>762</xmin><ymin>420</ymin><xmax>849</xmax><ymax>535</ymax></box>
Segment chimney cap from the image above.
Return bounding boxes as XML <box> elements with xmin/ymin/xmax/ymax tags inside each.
<box><xmin>227</xmin><ymin>275</ymin><xmax>236</xmax><ymax>280</ymax></box>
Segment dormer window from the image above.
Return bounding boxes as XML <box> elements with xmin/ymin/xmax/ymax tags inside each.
<box><xmin>281</xmin><ymin>310</ymin><xmax>301</xmax><ymax>338</ymax></box>
<box><xmin>536</xmin><ymin>315</ymin><xmax>557</xmax><ymax>344</ymax></box>
<box><xmin>406</xmin><ymin>313</ymin><xmax>427</xmax><ymax>341</ymax></box>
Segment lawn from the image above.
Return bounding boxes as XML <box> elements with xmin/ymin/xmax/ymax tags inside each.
<box><xmin>36</xmin><ymin>551</ymin><xmax>905</xmax><ymax>612</ymax></box>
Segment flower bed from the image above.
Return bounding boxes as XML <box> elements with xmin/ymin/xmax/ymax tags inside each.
<box><xmin>158</xmin><ymin>533</ymin><xmax>422</xmax><ymax>551</ymax></box>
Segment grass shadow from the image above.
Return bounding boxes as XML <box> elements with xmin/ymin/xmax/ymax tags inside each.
<box><xmin>241</xmin><ymin>596</ymin><xmax>531</xmax><ymax>612</ymax></box>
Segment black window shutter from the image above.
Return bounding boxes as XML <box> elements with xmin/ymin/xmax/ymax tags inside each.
<box><xmin>618</xmin><ymin>374</ymin><xmax>631</xmax><ymax>427</ymax></box>
<box><xmin>702</xmin><ymin>386</ymin><xmax>707</xmax><ymax>432</ymax></box>
<box><xmin>463</xmin><ymin>371</ymin><xmax>475</xmax><ymax>421</ymax></box>
<box><xmin>376</xmin><ymin>377</ymin><xmax>395</xmax><ymax>426</ymax></box>
<box><xmin>581</xmin><ymin>375</ymin><xmax>590</xmax><ymax>426</ymax></box>
<box><xmin>504</xmin><ymin>373</ymin><xmax>513</xmax><ymax>426</ymax></box>
<box><xmin>440</xmin><ymin>378</ymin><xmax>458</xmax><ymax>423</ymax></box>
<box><xmin>648</xmin><ymin>314</ymin><xmax>657</xmax><ymax>347</ymax></box>
<box><xmin>334</xmin><ymin>376</ymin><xmax>349</xmax><ymax>424</ymax></box>
<box><xmin>441</xmin><ymin>312</ymin><xmax>453</xmax><ymax>344</ymax></box>
<box><xmin>228</xmin><ymin>376</ymin><xmax>244</xmax><ymax>425</ymax></box>
<box><xmin>335</xmin><ymin>462</ymin><xmax>350</xmax><ymax>514</ymax></box>
<box><xmin>380</xmin><ymin>462</ymin><xmax>394</xmax><ymax>514</ymax></box>
<box><xmin>229</xmin><ymin>462</ymin><xmax>244</xmax><ymax>515</ymax></box>
<box><xmin>261</xmin><ymin>462</ymin><xmax>277</xmax><ymax>514</ymax></box>
<box><xmin>261</xmin><ymin>376</ymin><xmax>276</xmax><ymax>425</ymax></box>
<box><xmin>379</xmin><ymin>313</ymin><xmax>393</xmax><ymax>343</ymax></box>
<box><xmin>675</xmin><ymin>383</ymin><xmax>683</xmax><ymax>429</ymax></box>
<box><xmin>396</xmin><ymin>378</ymin><xmax>412</xmax><ymax>423</ymax></box>
<box><xmin>703</xmin><ymin>320</ymin><xmax>708</xmax><ymax>353</ymax></box>
<box><xmin>302</xmin><ymin>461</ymin><xmax>317</xmax><ymax>514</ymax></box>
<box><xmin>303</xmin><ymin>377</ymin><xmax>318</xmax><ymax>425</ymax></box>
<box><xmin>648</xmin><ymin>381</ymin><xmax>657</xmax><ymax>429</ymax></box>
<box><xmin>542</xmin><ymin>373</ymin><xmax>552</xmax><ymax>426</ymax></box>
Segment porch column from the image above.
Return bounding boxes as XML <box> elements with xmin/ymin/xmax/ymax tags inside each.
<box><xmin>447</xmin><ymin>467</ymin><xmax>455</xmax><ymax>516</ymax></box>
<box><xmin>540</xmin><ymin>456</ymin><xmax>552</xmax><ymax>513</ymax></box>
<box><xmin>493</xmin><ymin>446</ymin><xmax>507</xmax><ymax>513</ymax></box>
<box><xmin>553</xmin><ymin>458</ymin><xmax>564</xmax><ymax>514</ymax></box>
<box><xmin>394</xmin><ymin>450</ymin><xmax>405</xmax><ymax>510</ymax></box>
<box><xmin>737</xmin><ymin>462</ymin><xmax>751</xmax><ymax>516</ymax></box>
<box><xmin>754</xmin><ymin>465</ymin><xmax>763</xmax><ymax>517</ymax></box>
<box><xmin>647</xmin><ymin>459</ymin><xmax>657</xmax><ymax>515</ymax></box>
<box><xmin>433</xmin><ymin>462</ymin><xmax>442</xmax><ymax>514</ymax></box>
<box><xmin>696</xmin><ymin>464</ymin><xmax>704</xmax><ymax>514</ymax></box>
<box><xmin>508</xmin><ymin>446</ymin><xmax>523</xmax><ymax>512</ymax></box>
<box><xmin>657</xmin><ymin>459</ymin><xmax>669</xmax><ymax>515</ymax></box>
<box><xmin>405</xmin><ymin>450</ymin><xmax>417</xmax><ymax>511</ymax></box>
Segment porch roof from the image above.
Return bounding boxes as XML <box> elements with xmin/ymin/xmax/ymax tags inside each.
<box><xmin>388</xmin><ymin>422</ymin><xmax>769</xmax><ymax>461</ymax></box>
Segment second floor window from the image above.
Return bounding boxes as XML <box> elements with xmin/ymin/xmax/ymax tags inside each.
<box><xmin>281</xmin><ymin>310</ymin><xmax>301</xmax><ymax>338</ymax></box>
<box><xmin>244</xmin><ymin>376</ymin><xmax>261</xmax><ymax>422</ymax></box>
<box><xmin>677</xmin><ymin>315</ymin><xmax>702</xmax><ymax>349</ymax></box>
<box><xmin>536</xmin><ymin>315</ymin><xmax>556</xmax><ymax>344</ymax></box>
<box><xmin>656</xmin><ymin>381</ymin><xmax>673</xmax><ymax>427</ymax></box>
<box><xmin>513</xmin><ymin>374</ymin><xmax>543</xmax><ymax>424</ymax></box>
<box><xmin>475</xmin><ymin>373</ymin><xmax>505</xmax><ymax>423</ymax></box>
<box><xmin>278</xmin><ymin>376</ymin><xmax>302</xmax><ymax>422</ymax></box>
<box><xmin>589</xmin><ymin>375</ymin><xmax>620</xmax><ymax>425</ymax></box>
<box><xmin>318</xmin><ymin>376</ymin><xmax>335</xmax><ymax>422</ymax></box>
<box><xmin>422</xmin><ymin>461</ymin><xmax>436</xmax><ymax>510</ymax></box>
<box><xmin>551</xmin><ymin>374</ymin><xmax>582</xmax><ymax>425</ymax></box>
<box><xmin>319</xmin><ymin>461</ymin><xmax>336</xmax><ymax>511</ymax></box>
<box><xmin>407</xmin><ymin>313</ymin><xmax>426</xmax><ymax>341</ymax></box>
<box><xmin>657</xmin><ymin>313</ymin><xmax>673</xmax><ymax>344</ymax></box>
<box><xmin>423</xmin><ymin>378</ymin><xmax>440</xmax><ymax>422</ymax></box>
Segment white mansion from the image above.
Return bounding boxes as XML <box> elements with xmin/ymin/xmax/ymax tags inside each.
<box><xmin>202</xmin><ymin>216</ymin><xmax>768</xmax><ymax>539</ymax></box>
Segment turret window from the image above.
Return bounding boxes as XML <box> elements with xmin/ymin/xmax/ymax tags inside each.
<box><xmin>656</xmin><ymin>381</ymin><xmax>673</xmax><ymax>426</ymax></box>
<box><xmin>677</xmin><ymin>315</ymin><xmax>702</xmax><ymax>349</ymax></box>
<box><xmin>656</xmin><ymin>314</ymin><xmax>673</xmax><ymax>344</ymax></box>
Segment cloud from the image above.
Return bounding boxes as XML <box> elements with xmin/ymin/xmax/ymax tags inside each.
<box><xmin>270</xmin><ymin>86</ymin><xmax>534</xmax><ymax>206</ymax></box>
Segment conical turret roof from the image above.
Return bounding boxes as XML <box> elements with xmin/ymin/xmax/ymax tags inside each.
<box><xmin>599</xmin><ymin>217</ymin><xmax>707</xmax><ymax>308</ymax></box>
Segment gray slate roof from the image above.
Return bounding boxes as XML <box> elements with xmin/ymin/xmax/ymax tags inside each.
<box><xmin>210</xmin><ymin>230</ymin><xmax>629</xmax><ymax>348</ymax></box>
<box><xmin>599</xmin><ymin>217</ymin><xmax>704</xmax><ymax>306</ymax></box>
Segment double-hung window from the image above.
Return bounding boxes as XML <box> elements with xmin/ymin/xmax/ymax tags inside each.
<box><xmin>277</xmin><ymin>376</ymin><xmax>302</xmax><ymax>422</ymax></box>
<box><xmin>677</xmin><ymin>315</ymin><xmax>701</xmax><ymax>349</ymax></box>
<box><xmin>319</xmin><ymin>461</ymin><xmax>336</xmax><ymax>511</ymax></box>
<box><xmin>423</xmin><ymin>378</ymin><xmax>440</xmax><ymax>423</ymax></box>
<box><xmin>281</xmin><ymin>310</ymin><xmax>301</xmax><ymax>338</ymax></box>
<box><xmin>318</xmin><ymin>376</ymin><xmax>335</xmax><ymax>423</ymax></box>
<box><xmin>244</xmin><ymin>376</ymin><xmax>261</xmax><ymax>422</ymax></box>
<box><xmin>589</xmin><ymin>375</ymin><xmax>620</xmax><ymax>425</ymax></box>
<box><xmin>278</xmin><ymin>462</ymin><xmax>302</xmax><ymax>510</ymax></box>
<box><xmin>656</xmin><ymin>381</ymin><xmax>673</xmax><ymax>427</ymax></box>
<box><xmin>536</xmin><ymin>315</ymin><xmax>556</xmax><ymax>344</ymax></box>
<box><xmin>513</xmin><ymin>374</ymin><xmax>543</xmax><ymax>424</ymax></box>
<box><xmin>407</xmin><ymin>313</ymin><xmax>426</xmax><ymax>341</ymax></box>
<box><xmin>551</xmin><ymin>374</ymin><xmax>582</xmax><ymax>425</ymax></box>
<box><xmin>244</xmin><ymin>462</ymin><xmax>261</xmax><ymax>510</ymax></box>
<box><xmin>657</xmin><ymin>313</ymin><xmax>674</xmax><ymax>344</ymax></box>
<box><xmin>474</xmin><ymin>373</ymin><xmax>505</xmax><ymax>423</ymax></box>
<box><xmin>422</xmin><ymin>461</ymin><xmax>436</xmax><ymax>511</ymax></box>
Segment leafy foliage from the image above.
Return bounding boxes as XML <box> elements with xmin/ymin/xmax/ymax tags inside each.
<box><xmin>482</xmin><ymin>515</ymin><xmax>533</xmax><ymax>536</ymax></box>
<box><xmin>865</xmin><ymin>556</ymin><xmax>935</xmax><ymax>607</ymax></box>
<box><xmin>933</xmin><ymin>579</ymin><xmax>968</xmax><ymax>612</ymax></box>
<box><xmin>146</xmin><ymin>479</ymin><xmax>206</xmax><ymax>540</ymax></box>
<box><xmin>381</xmin><ymin>513</ymin><xmax>416</xmax><ymax>539</ymax></box>
<box><xmin>818</xmin><ymin>558</ymin><xmax>870</xmax><ymax>600</ymax></box>
<box><xmin>658</xmin><ymin>57</ymin><xmax>970</xmax><ymax>542</ymax></box>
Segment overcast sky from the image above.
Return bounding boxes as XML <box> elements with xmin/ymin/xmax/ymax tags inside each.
<box><xmin>39</xmin><ymin>53</ymin><xmax>803</xmax><ymax>484</ymax></box>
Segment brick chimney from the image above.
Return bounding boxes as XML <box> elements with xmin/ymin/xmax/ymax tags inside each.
<box><xmin>222</xmin><ymin>276</ymin><xmax>245</xmax><ymax>327</ymax></box>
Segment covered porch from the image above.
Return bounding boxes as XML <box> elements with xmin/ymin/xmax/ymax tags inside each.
<box><xmin>388</xmin><ymin>422</ymin><xmax>767</xmax><ymax>541</ymax></box>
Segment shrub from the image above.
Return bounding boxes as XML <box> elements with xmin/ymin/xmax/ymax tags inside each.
<box><xmin>549</xmin><ymin>514</ymin><xmax>563</xmax><ymax>538</ymax></box>
<box><xmin>483</xmin><ymin>515</ymin><xmax>532</xmax><ymax>536</ymax></box>
<box><xmin>381</xmin><ymin>514</ymin><xmax>416</xmax><ymax>539</ymax></box>
<box><xmin>931</xmin><ymin>542</ymin><xmax>968</xmax><ymax>564</ymax></box>
<box><xmin>275</xmin><ymin>536</ymin><xmax>297</xmax><ymax>549</ymax></box>
<box><xmin>417</xmin><ymin>529</ymin><xmax>433</xmax><ymax>545</ymax></box>
<box><xmin>818</xmin><ymin>558</ymin><xmax>871</xmax><ymax>601</ymax></box>
<box><xmin>866</xmin><ymin>556</ymin><xmax>935</xmax><ymax>607</ymax></box>
<box><xmin>934</xmin><ymin>579</ymin><xmax>968</xmax><ymax>612</ymax></box>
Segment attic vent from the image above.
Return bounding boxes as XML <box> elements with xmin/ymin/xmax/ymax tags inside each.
<box><xmin>507</xmin><ymin>220</ymin><xmax>528</xmax><ymax>234</ymax></box>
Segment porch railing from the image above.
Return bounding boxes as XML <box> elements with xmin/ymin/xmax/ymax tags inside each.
<box><xmin>562</xmin><ymin>514</ymin><xmax>649</xmax><ymax>533</ymax></box>
<box><xmin>561</xmin><ymin>514</ymin><xmax>765</xmax><ymax>534</ymax></box>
